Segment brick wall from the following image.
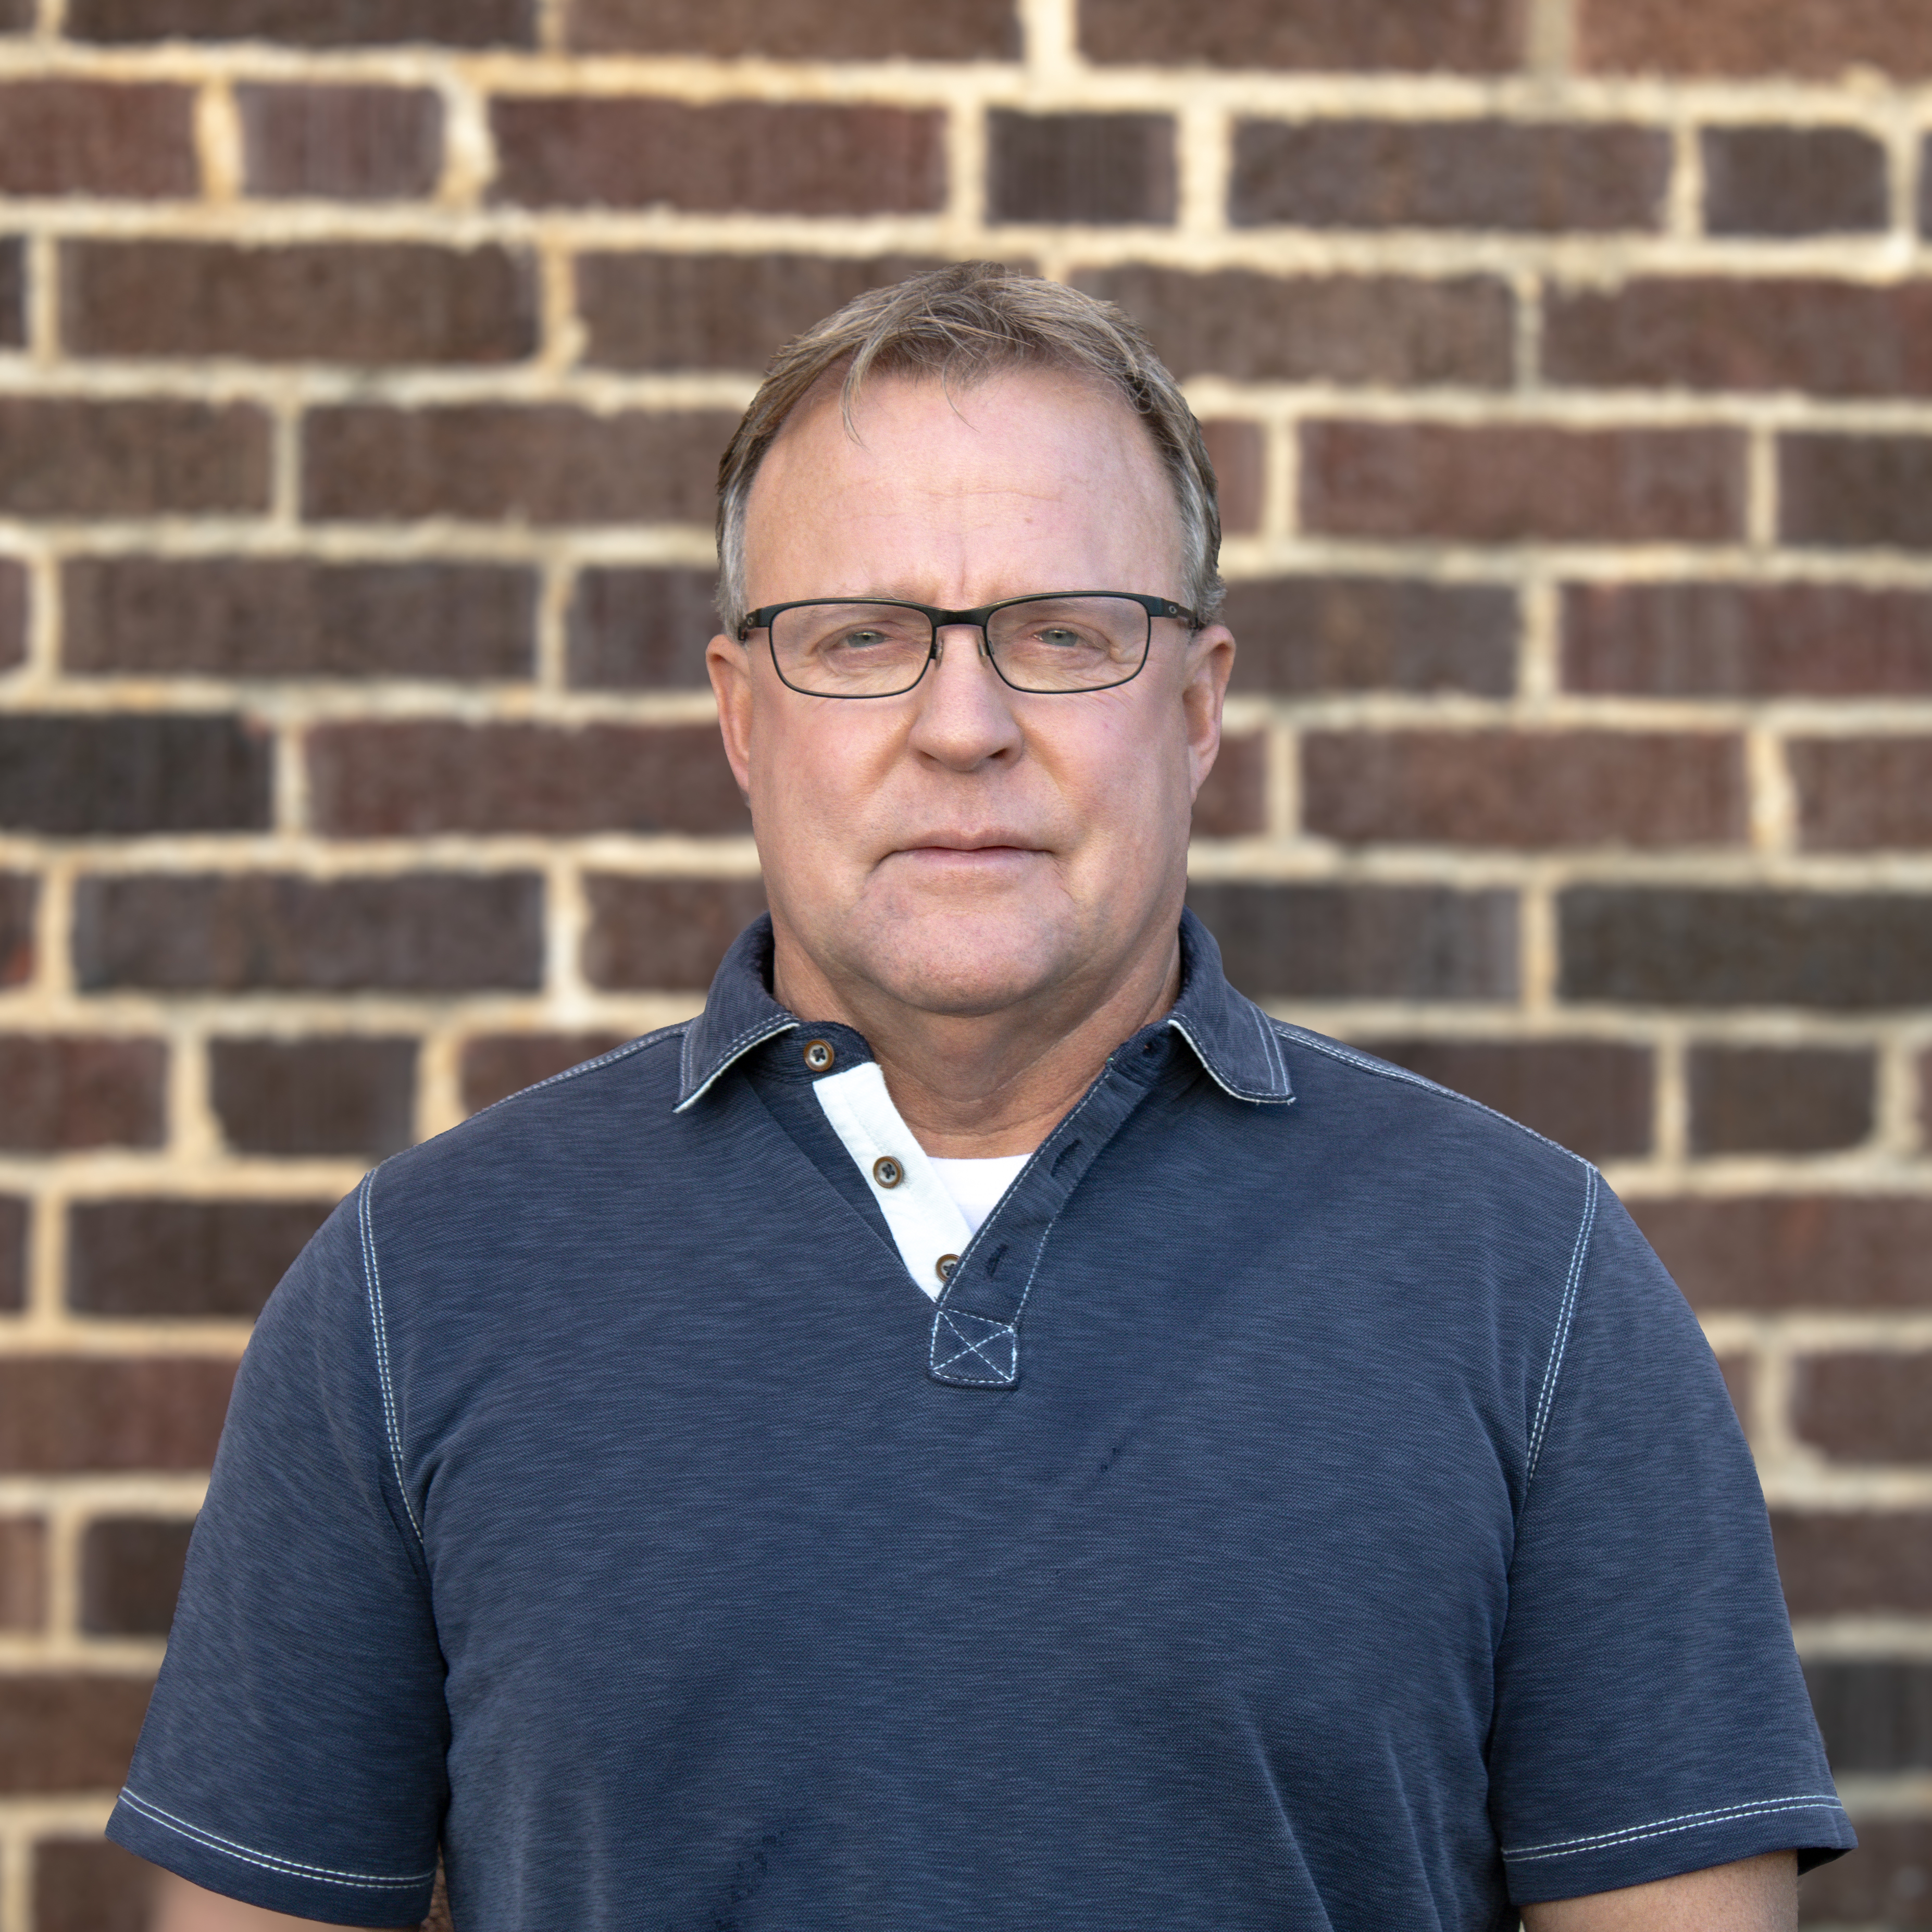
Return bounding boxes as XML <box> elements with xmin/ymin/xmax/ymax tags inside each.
<box><xmin>2</xmin><ymin>1</ymin><xmax>1929</xmax><ymax>1926</ymax></box>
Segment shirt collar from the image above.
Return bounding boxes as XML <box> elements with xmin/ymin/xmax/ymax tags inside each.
<box><xmin>674</xmin><ymin>906</ymin><xmax>1292</xmax><ymax>1111</ymax></box>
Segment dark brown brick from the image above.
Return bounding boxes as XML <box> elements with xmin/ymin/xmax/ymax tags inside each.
<box><xmin>1232</xmin><ymin>120</ymin><xmax>1667</xmax><ymax>232</ymax></box>
<box><xmin>0</xmin><ymin>82</ymin><xmax>195</xmax><ymax>196</ymax></box>
<box><xmin>0</xmin><ymin>1358</ymin><xmax>234</xmax><ymax>1472</ymax></box>
<box><xmin>1304</xmin><ymin>422</ymin><xmax>1744</xmax><ymax>543</ymax></box>
<box><xmin>0</xmin><ymin>236</ymin><xmax>22</xmax><ymax>346</ymax></box>
<box><xmin>1795</xmin><ymin>1353</ymin><xmax>1932</xmax><ymax>1464</ymax></box>
<box><xmin>1715</xmin><ymin>1353</ymin><xmax>1752</xmax><ymax>1429</ymax></box>
<box><xmin>1348</xmin><ymin>1039</ymin><xmax>1651</xmax><ymax>1159</ymax></box>
<box><xmin>0</xmin><ymin>1195</ymin><xmax>23</xmax><ymax>1311</ymax></box>
<box><xmin>1563</xmin><ymin>582</ymin><xmax>1932</xmax><ymax>696</ymax></box>
<box><xmin>1184</xmin><ymin>882</ymin><xmax>1518</xmax><ymax>1001</ymax></box>
<box><xmin>64</xmin><ymin>241</ymin><xmax>533</xmax><ymax>365</ymax></box>
<box><xmin>1560</xmin><ymin>887</ymin><xmax>1932</xmax><ymax>1008</ymax></box>
<box><xmin>0</xmin><ymin>1676</ymin><xmax>154</xmax><ymax>1792</ymax></box>
<box><xmin>0</xmin><ymin>0</ymin><xmax>26</xmax><ymax>29</ymax></box>
<box><xmin>33</xmin><ymin>1838</ymin><xmax>156</xmax><ymax>1932</ymax></box>
<box><xmin>1223</xmin><ymin>578</ymin><xmax>1517</xmax><ymax>695</ymax></box>
<box><xmin>73</xmin><ymin>872</ymin><xmax>544</xmax><ymax>992</ymax></box>
<box><xmin>1074</xmin><ymin>266</ymin><xmax>1512</xmax><ymax>387</ymax></box>
<box><xmin>1546</xmin><ymin>280</ymin><xmax>1932</xmax><ymax>397</ymax></box>
<box><xmin>1081</xmin><ymin>0</ymin><xmax>1520</xmax><ymax>71</ymax></box>
<box><xmin>1783</xmin><ymin>433</ymin><xmax>1932</xmax><ymax>549</ymax></box>
<box><xmin>1791</xmin><ymin>737</ymin><xmax>1932</xmax><ymax>849</ymax></box>
<box><xmin>0</xmin><ymin>555</ymin><xmax>25</xmax><ymax>671</ymax></box>
<box><xmin>491</xmin><ymin>98</ymin><xmax>945</xmax><ymax>216</ymax></box>
<box><xmin>1200</xmin><ymin>421</ymin><xmax>1263</xmax><ymax>535</ymax></box>
<box><xmin>1192</xmin><ymin>731</ymin><xmax>1266</xmax><ymax>837</ymax></box>
<box><xmin>1304</xmin><ymin>730</ymin><xmax>1746</xmax><ymax>849</ymax></box>
<box><xmin>0</xmin><ymin>715</ymin><xmax>270</xmax><ymax>834</ymax></box>
<box><xmin>211</xmin><ymin>1036</ymin><xmax>417</xmax><ymax>1156</ymax></box>
<box><xmin>0</xmin><ymin>1517</ymin><xmax>44</xmax><ymax>1629</ymax></box>
<box><xmin>582</xmin><ymin>876</ymin><xmax>769</xmax><ymax>990</ymax></box>
<box><xmin>1804</xmin><ymin>1660</ymin><xmax>1932</xmax><ymax>1773</ymax></box>
<box><xmin>1771</xmin><ymin>1509</ymin><xmax>1932</xmax><ymax>1615</ymax></box>
<box><xmin>0</xmin><ymin>398</ymin><xmax>269</xmax><ymax>518</ymax></box>
<box><xmin>0</xmin><ymin>870</ymin><xmax>34</xmax><ymax>984</ymax></box>
<box><xmin>1798</xmin><ymin>1816</ymin><xmax>1932</xmax><ymax>1927</ymax></box>
<box><xmin>1630</xmin><ymin>1195</ymin><xmax>1932</xmax><ymax>1309</ymax></box>
<box><xmin>568</xmin><ymin>0</ymin><xmax>1015</xmax><ymax>57</ymax></box>
<box><xmin>988</xmin><ymin>112</ymin><xmax>1175</xmax><ymax>225</ymax></box>
<box><xmin>303</xmin><ymin>405</ymin><xmax>733</xmax><ymax>526</ymax></box>
<box><xmin>460</xmin><ymin>1031</ymin><xmax>628</xmax><ymax>1114</ymax></box>
<box><xmin>238</xmin><ymin>83</ymin><xmax>442</xmax><ymax>200</ymax></box>
<box><xmin>1688</xmin><ymin>1045</ymin><xmax>1875</xmax><ymax>1154</ymax></box>
<box><xmin>80</xmin><ymin>1517</ymin><xmax>194</xmax><ymax>1635</ymax></box>
<box><xmin>64</xmin><ymin>557</ymin><xmax>537</xmax><ymax>682</ymax></box>
<box><xmin>568</xmin><ymin>567</ymin><xmax>719</xmax><ymax>689</ymax></box>
<box><xmin>68</xmin><ymin>1198</ymin><xmax>330</xmax><ymax>1319</ymax></box>
<box><xmin>1579</xmin><ymin>0</ymin><xmax>1932</xmax><ymax>78</ymax></box>
<box><xmin>0</xmin><ymin>1036</ymin><xmax>166</xmax><ymax>1151</ymax></box>
<box><xmin>1702</xmin><ymin>126</ymin><xmax>1887</xmax><ymax>236</ymax></box>
<box><xmin>577</xmin><ymin>252</ymin><xmax>951</xmax><ymax>372</ymax></box>
<box><xmin>67</xmin><ymin>0</ymin><xmax>533</xmax><ymax>44</ymax></box>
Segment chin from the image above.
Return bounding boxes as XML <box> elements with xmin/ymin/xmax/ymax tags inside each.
<box><xmin>856</xmin><ymin>919</ymin><xmax>1079</xmax><ymax>1019</ymax></box>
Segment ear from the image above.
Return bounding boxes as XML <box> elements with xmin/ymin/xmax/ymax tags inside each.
<box><xmin>1180</xmin><ymin>622</ymin><xmax>1237</xmax><ymax>801</ymax></box>
<box><xmin>707</xmin><ymin>631</ymin><xmax>756</xmax><ymax>797</ymax></box>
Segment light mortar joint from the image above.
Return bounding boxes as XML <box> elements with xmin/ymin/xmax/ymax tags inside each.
<box><xmin>546</xmin><ymin>856</ymin><xmax>591</xmax><ymax>1008</ymax></box>
<box><xmin>1875</xmin><ymin>1039</ymin><xmax>1928</xmax><ymax>1157</ymax></box>
<box><xmin>1510</xmin><ymin>269</ymin><xmax>1542</xmax><ymax>394</ymax></box>
<box><xmin>537</xmin><ymin>239</ymin><xmax>585</xmax><ymax>372</ymax></box>
<box><xmin>1652</xmin><ymin>1028</ymin><xmax>1688</xmax><ymax>1167</ymax></box>
<box><xmin>1523</xmin><ymin>0</ymin><xmax>1575</xmax><ymax>84</ymax></box>
<box><xmin>1668</xmin><ymin>119</ymin><xmax>1702</xmax><ymax>242</ymax></box>
<box><xmin>944</xmin><ymin>98</ymin><xmax>987</xmax><ymax>240</ymax></box>
<box><xmin>416</xmin><ymin>1025</ymin><xmax>467</xmax><ymax>1141</ymax></box>
<box><xmin>22</xmin><ymin>234</ymin><xmax>56</xmax><ymax>368</ymax></box>
<box><xmin>1175</xmin><ymin>100</ymin><xmax>1230</xmax><ymax>242</ymax></box>
<box><xmin>438</xmin><ymin>72</ymin><xmax>496</xmax><ymax>209</ymax></box>
<box><xmin>21</xmin><ymin>549</ymin><xmax>58</xmax><ymax>685</ymax></box>
<box><xmin>1744</xmin><ymin>727</ymin><xmax>1798</xmax><ymax>856</ymax></box>
<box><xmin>535</xmin><ymin>556</ymin><xmax>575</xmax><ymax>692</ymax></box>
<box><xmin>1792</xmin><ymin>1615</ymin><xmax>1932</xmax><ymax>1659</ymax></box>
<box><xmin>1015</xmin><ymin>0</ymin><xmax>1079</xmax><ymax>79</ymax></box>
<box><xmin>193</xmin><ymin>77</ymin><xmax>242</xmax><ymax>205</ymax></box>
<box><xmin>169</xmin><ymin>1021</ymin><xmax>225</xmax><ymax>1168</ymax></box>
<box><xmin>1515</xmin><ymin>578</ymin><xmax>1558</xmax><ymax>703</ymax></box>
<box><xmin>1831</xmin><ymin>1771</ymin><xmax>1932</xmax><ymax>1818</ymax></box>
<box><xmin>1744</xmin><ymin>425</ymin><xmax>1778</xmax><ymax>553</ymax></box>
<box><xmin>1517</xmin><ymin>877</ymin><xmax>1557</xmax><ymax>1015</ymax></box>
<box><xmin>1267</xmin><ymin>724</ymin><xmax>1299</xmax><ymax>841</ymax></box>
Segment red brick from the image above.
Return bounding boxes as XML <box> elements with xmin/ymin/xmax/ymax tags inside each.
<box><xmin>33</xmin><ymin>1838</ymin><xmax>156</xmax><ymax>1932</ymax></box>
<box><xmin>211</xmin><ymin>1036</ymin><xmax>417</xmax><ymax>1156</ymax></box>
<box><xmin>1074</xmin><ymin>266</ymin><xmax>1512</xmax><ymax>386</ymax></box>
<box><xmin>238</xmin><ymin>83</ymin><xmax>442</xmax><ymax>200</ymax></box>
<box><xmin>67</xmin><ymin>0</ymin><xmax>533</xmax><ymax>44</ymax></box>
<box><xmin>0</xmin><ymin>398</ymin><xmax>269</xmax><ymax>518</ymax></box>
<box><xmin>1688</xmin><ymin>1045</ymin><xmax>1874</xmax><ymax>1154</ymax></box>
<box><xmin>0</xmin><ymin>1195</ymin><xmax>23</xmax><ymax>1311</ymax></box>
<box><xmin>0</xmin><ymin>870</ymin><xmax>34</xmax><ymax>985</ymax></box>
<box><xmin>63</xmin><ymin>557</ymin><xmax>537</xmax><ymax>682</ymax></box>
<box><xmin>491</xmin><ymin>98</ymin><xmax>945</xmax><ymax>216</ymax></box>
<box><xmin>1563</xmin><ymin>582</ymin><xmax>1932</xmax><ymax>697</ymax></box>
<box><xmin>1185</xmin><ymin>882</ymin><xmax>1519</xmax><ymax>1000</ymax></box>
<box><xmin>568</xmin><ymin>567</ymin><xmax>719</xmax><ymax>689</ymax></box>
<box><xmin>1770</xmin><ymin>1509</ymin><xmax>1932</xmax><ymax>1615</ymax></box>
<box><xmin>1803</xmin><ymin>1659</ymin><xmax>1932</xmax><ymax>1773</ymax></box>
<box><xmin>0</xmin><ymin>236</ymin><xmax>21</xmax><ymax>347</ymax></box>
<box><xmin>0</xmin><ymin>1517</ymin><xmax>44</xmax><ymax>1629</ymax></box>
<box><xmin>1579</xmin><ymin>0</ymin><xmax>1932</xmax><ymax>78</ymax></box>
<box><xmin>80</xmin><ymin>1517</ymin><xmax>194</xmax><ymax>1636</ymax></box>
<box><xmin>0</xmin><ymin>82</ymin><xmax>195</xmax><ymax>197</ymax></box>
<box><xmin>1081</xmin><ymin>0</ymin><xmax>1520</xmax><ymax>71</ymax></box>
<box><xmin>1200</xmin><ymin>421</ymin><xmax>1263</xmax><ymax>536</ymax></box>
<box><xmin>1791</xmin><ymin>738</ymin><xmax>1932</xmax><ymax>849</ymax></box>
<box><xmin>68</xmin><ymin>1198</ymin><xmax>331</xmax><ymax>1319</ymax></box>
<box><xmin>1797</xmin><ymin>1818</ymin><xmax>1932</xmax><ymax>1927</ymax></box>
<box><xmin>1702</xmin><ymin>127</ymin><xmax>1887</xmax><ymax>236</ymax></box>
<box><xmin>1560</xmin><ymin>887</ymin><xmax>1932</xmax><ymax>1009</ymax></box>
<box><xmin>1545</xmin><ymin>280</ymin><xmax>1932</xmax><ymax>397</ymax></box>
<box><xmin>1303</xmin><ymin>422</ymin><xmax>1745</xmax><ymax>543</ymax></box>
<box><xmin>0</xmin><ymin>1358</ymin><xmax>234</xmax><ymax>1472</ymax></box>
<box><xmin>1223</xmin><ymin>578</ymin><xmax>1517</xmax><ymax>696</ymax></box>
<box><xmin>1192</xmin><ymin>731</ymin><xmax>1266</xmax><ymax>837</ymax></box>
<box><xmin>568</xmin><ymin>0</ymin><xmax>1014</xmax><ymax>57</ymax></box>
<box><xmin>577</xmin><ymin>252</ymin><xmax>951</xmax><ymax>372</ymax></box>
<box><xmin>1348</xmin><ymin>1039</ymin><xmax>1652</xmax><ymax>1159</ymax></box>
<box><xmin>460</xmin><ymin>1031</ymin><xmax>628</xmax><ymax>1114</ymax></box>
<box><xmin>73</xmin><ymin>872</ymin><xmax>544</xmax><ymax>992</ymax></box>
<box><xmin>1715</xmin><ymin>1354</ymin><xmax>1752</xmax><ymax>1430</ymax></box>
<box><xmin>0</xmin><ymin>555</ymin><xmax>24</xmax><ymax>670</ymax></box>
<box><xmin>988</xmin><ymin>113</ymin><xmax>1176</xmax><ymax>225</ymax></box>
<box><xmin>1794</xmin><ymin>1353</ymin><xmax>1932</xmax><ymax>1464</ymax></box>
<box><xmin>1232</xmin><ymin>120</ymin><xmax>1667</xmax><ymax>232</ymax></box>
<box><xmin>1630</xmin><ymin>1196</ymin><xmax>1932</xmax><ymax>1310</ymax></box>
<box><xmin>308</xmin><ymin>722</ymin><xmax>747</xmax><ymax>838</ymax></box>
<box><xmin>64</xmin><ymin>241</ymin><xmax>534</xmax><ymax>365</ymax></box>
<box><xmin>0</xmin><ymin>1676</ymin><xmax>154</xmax><ymax>1792</ymax></box>
<box><xmin>582</xmin><ymin>876</ymin><xmax>769</xmax><ymax>991</ymax></box>
<box><xmin>0</xmin><ymin>1036</ymin><xmax>166</xmax><ymax>1151</ymax></box>
<box><xmin>1782</xmin><ymin>433</ymin><xmax>1932</xmax><ymax>549</ymax></box>
<box><xmin>302</xmin><ymin>405</ymin><xmax>732</xmax><ymax>526</ymax></box>
<box><xmin>0</xmin><ymin>714</ymin><xmax>270</xmax><ymax>834</ymax></box>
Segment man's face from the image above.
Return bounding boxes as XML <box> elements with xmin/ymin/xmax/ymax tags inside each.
<box><xmin>708</xmin><ymin>367</ymin><xmax>1234</xmax><ymax>1026</ymax></box>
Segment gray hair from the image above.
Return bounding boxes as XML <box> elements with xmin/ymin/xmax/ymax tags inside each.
<box><xmin>714</xmin><ymin>262</ymin><xmax>1223</xmax><ymax>635</ymax></box>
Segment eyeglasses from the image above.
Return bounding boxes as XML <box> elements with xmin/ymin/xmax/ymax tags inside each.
<box><xmin>737</xmin><ymin>592</ymin><xmax>1200</xmax><ymax>699</ymax></box>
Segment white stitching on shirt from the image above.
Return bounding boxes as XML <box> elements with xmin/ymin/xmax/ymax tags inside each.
<box><xmin>1526</xmin><ymin>1166</ymin><xmax>1597</xmax><ymax>1489</ymax></box>
<box><xmin>355</xmin><ymin>1174</ymin><xmax>422</xmax><ymax>1546</ymax></box>
<box><xmin>1504</xmin><ymin>1794</ymin><xmax>1846</xmax><ymax>1861</ymax></box>
<box><xmin>118</xmin><ymin>1789</ymin><xmax>433</xmax><ymax>1887</ymax></box>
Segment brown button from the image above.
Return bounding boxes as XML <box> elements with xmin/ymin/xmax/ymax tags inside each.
<box><xmin>872</xmin><ymin>1156</ymin><xmax>903</xmax><ymax>1189</ymax></box>
<box><xmin>802</xmin><ymin>1039</ymin><xmax>834</xmax><ymax>1073</ymax></box>
<box><xmin>936</xmin><ymin>1254</ymin><xmax>958</xmax><ymax>1282</ymax></box>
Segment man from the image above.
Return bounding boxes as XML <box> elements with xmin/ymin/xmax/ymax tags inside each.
<box><xmin>115</xmin><ymin>265</ymin><xmax>1851</xmax><ymax>1930</ymax></box>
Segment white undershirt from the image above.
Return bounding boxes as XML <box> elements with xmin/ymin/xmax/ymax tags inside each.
<box><xmin>929</xmin><ymin>1155</ymin><xmax>1031</xmax><ymax>1235</ymax></box>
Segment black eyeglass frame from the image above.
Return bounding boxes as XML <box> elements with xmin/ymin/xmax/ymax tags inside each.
<box><xmin>737</xmin><ymin>591</ymin><xmax>1202</xmax><ymax>699</ymax></box>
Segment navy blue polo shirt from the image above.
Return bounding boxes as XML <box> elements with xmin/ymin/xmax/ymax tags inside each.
<box><xmin>110</xmin><ymin>912</ymin><xmax>1851</xmax><ymax>1930</ymax></box>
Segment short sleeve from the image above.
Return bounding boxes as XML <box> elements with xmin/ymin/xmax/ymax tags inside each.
<box><xmin>106</xmin><ymin>1183</ymin><xmax>447</xmax><ymax>1928</ymax></box>
<box><xmin>1487</xmin><ymin>1182</ymin><xmax>1854</xmax><ymax>1903</ymax></box>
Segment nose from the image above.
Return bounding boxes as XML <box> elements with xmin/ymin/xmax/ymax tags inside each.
<box><xmin>905</xmin><ymin>621</ymin><xmax>1023</xmax><ymax>768</ymax></box>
